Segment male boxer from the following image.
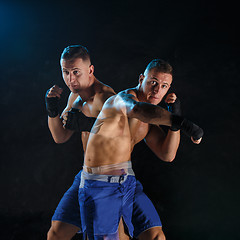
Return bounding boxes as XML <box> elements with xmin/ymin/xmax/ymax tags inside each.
<box><xmin>46</xmin><ymin>45</ymin><xmax>116</xmax><ymax>240</ymax></box>
<box><xmin>78</xmin><ymin>59</ymin><xmax>203</xmax><ymax>240</ymax></box>
<box><xmin>46</xmin><ymin>45</ymin><xmax>170</xmax><ymax>240</ymax></box>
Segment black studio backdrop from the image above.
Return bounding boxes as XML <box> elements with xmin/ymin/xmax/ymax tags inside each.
<box><xmin>0</xmin><ymin>0</ymin><xmax>239</xmax><ymax>239</ymax></box>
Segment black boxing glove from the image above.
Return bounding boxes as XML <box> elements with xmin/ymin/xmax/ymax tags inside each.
<box><xmin>171</xmin><ymin>115</ymin><xmax>204</xmax><ymax>141</ymax></box>
<box><xmin>45</xmin><ymin>90</ymin><xmax>60</xmax><ymax>118</ymax></box>
<box><xmin>65</xmin><ymin>108</ymin><xmax>97</xmax><ymax>132</ymax></box>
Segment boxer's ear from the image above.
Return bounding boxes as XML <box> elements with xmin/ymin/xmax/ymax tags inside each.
<box><xmin>138</xmin><ymin>74</ymin><xmax>144</xmax><ymax>85</ymax></box>
<box><xmin>89</xmin><ymin>64</ymin><xmax>94</xmax><ymax>75</ymax></box>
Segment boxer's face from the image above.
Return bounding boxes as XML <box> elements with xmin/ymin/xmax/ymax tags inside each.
<box><xmin>138</xmin><ymin>69</ymin><xmax>172</xmax><ymax>105</ymax></box>
<box><xmin>61</xmin><ymin>58</ymin><xmax>94</xmax><ymax>93</ymax></box>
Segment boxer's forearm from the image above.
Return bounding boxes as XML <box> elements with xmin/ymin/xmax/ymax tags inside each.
<box><xmin>117</xmin><ymin>92</ymin><xmax>172</xmax><ymax>126</ymax></box>
<box><xmin>119</xmin><ymin>92</ymin><xmax>203</xmax><ymax>143</ymax></box>
<box><xmin>130</xmin><ymin>102</ymin><xmax>172</xmax><ymax>126</ymax></box>
<box><xmin>159</xmin><ymin>130</ymin><xmax>180</xmax><ymax>162</ymax></box>
<box><xmin>145</xmin><ymin>125</ymin><xmax>180</xmax><ymax>162</ymax></box>
<box><xmin>48</xmin><ymin>116</ymin><xmax>73</xmax><ymax>143</ymax></box>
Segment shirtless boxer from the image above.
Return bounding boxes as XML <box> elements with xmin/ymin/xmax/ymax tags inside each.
<box><xmin>79</xmin><ymin>59</ymin><xmax>203</xmax><ymax>240</ymax></box>
<box><xmin>46</xmin><ymin>46</ymin><xmax>173</xmax><ymax>240</ymax></box>
<box><xmin>46</xmin><ymin>45</ymin><xmax>116</xmax><ymax>240</ymax></box>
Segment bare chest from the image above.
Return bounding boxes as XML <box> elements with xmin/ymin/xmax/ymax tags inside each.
<box><xmin>78</xmin><ymin>98</ymin><xmax>100</xmax><ymax>118</ymax></box>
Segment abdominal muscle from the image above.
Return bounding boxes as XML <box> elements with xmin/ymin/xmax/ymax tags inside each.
<box><xmin>83</xmin><ymin>108</ymin><xmax>133</xmax><ymax>169</ymax></box>
<box><xmin>84</xmin><ymin>133</ymin><xmax>132</xmax><ymax>168</ymax></box>
<box><xmin>82</xmin><ymin>96</ymin><xmax>149</xmax><ymax>173</ymax></box>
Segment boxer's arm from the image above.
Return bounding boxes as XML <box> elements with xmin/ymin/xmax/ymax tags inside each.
<box><xmin>94</xmin><ymin>87</ymin><xmax>116</xmax><ymax>113</ymax></box>
<box><xmin>63</xmin><ymin>88</ymin><xmax>116</xmax><ymax>132</ymax></box>
<box><xmin>117</xmin><ymin>91</ymin><xmax>203</xmax><ymax>143</ymax></box>
<box><xmin>48</xmin><ymin>91</ymin><xmax>78</xmax><ymax>143</ymax></box>
<box><xmin>117</xmin><ymin>91</ymin><xmax>172</xmax><ymax>126</ymax></box>
<box><xmin>144</xmin><ymin>125</ymin><xmax>180</xmax><ymax>162</ymax></box>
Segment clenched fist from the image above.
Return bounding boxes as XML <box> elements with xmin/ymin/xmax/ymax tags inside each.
<box><xmin>45</xmin><ymin>85</ymin><xmax>63</xmax><ymax>118</ymax></box>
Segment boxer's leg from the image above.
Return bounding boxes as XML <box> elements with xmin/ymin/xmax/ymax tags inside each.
<box><xmin>132</xmin><ymin>180</ymin><xmax>165</xmax><ymax>240</ymax></box>
<box><xmin>85</xmin><ymin>218</ymin><xmax>129</xmax><ymax>240</ymax></box>
<box><xmin>79</xmin><ymin>173</ymin><xmax>135</xmax><ymax>240</ymax></box>
<box><xmin>138</xmin><ymin>227</ymin><xmax>166</xmax><ymax>240</ymax></box>
<box><xmin>48</xmin><ymin>171</ymin><xmax>82</xmax><ymax>240</ymax></box>
<box><xmin>47</xmin><ymin>221</ymin><xmax>80</xmax><ymax>240</ymax></box>
<box><xmin>118</xmin><ymin>218</ymin><xmax>130</xmax><ymax>240</ymax></box>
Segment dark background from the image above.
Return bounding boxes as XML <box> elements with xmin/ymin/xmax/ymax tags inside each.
<box><xmin>0</xmin><ymin>0</ymin><xmax>239</xmax><ymax>239</ymax></box>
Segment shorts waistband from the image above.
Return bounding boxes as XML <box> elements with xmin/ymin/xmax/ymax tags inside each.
<box><xmin>80</xmin><ymin>168</ymin><xmax>135</xmax><ymax>188</ymax></box>
<box><xmin>83</xmin><ymin>161</ymin><xmax>133</xmax><ymax>175</ymax></box>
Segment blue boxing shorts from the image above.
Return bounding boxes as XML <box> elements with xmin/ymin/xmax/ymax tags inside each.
<box><xmin>52</xmin><ymin>170</ymin><xmax>162</xmax><ymax>238</ymax></box>
<box><xmin>78</xmin><ymin>170</ymin><xmax>136</xmax><ymax>239</ymax></box>
<box><xmin>132</xmin><ymin>180</ymin><xmax>162</xmax><ymax>238</ymax></box>
<box><xmin>51</xmin><ymin>170</ymin><xmax>82</xmax><ymax>231</ymax></box>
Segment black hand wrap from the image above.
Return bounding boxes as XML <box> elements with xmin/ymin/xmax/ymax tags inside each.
<box><xmin>45</xmin><ymin>90</ymin><xmax>59</xmax><ymax>118</ymax></box>
<box><xmin>167</xmin><ymin>98</ymin><xmax>182</xmax><ymax>131</ymax></box>
<box><xmin>160</xmin><ymin>98</ymin><xmax>182</xmax><ymax>131</ymax></box>
<box><xmin>171</xmin><ymin>115</ymin><xmax>204</xmax><ymax>140</ymax></box>
<box><xmin>65</xmin><ymin>108</ymin><xmax>97</xmax><ymax>132</ymax></box>
<box><xmin>167</xmin><ymin>98</ymin><xmax>181</xmax><ymax>116</ymax></box>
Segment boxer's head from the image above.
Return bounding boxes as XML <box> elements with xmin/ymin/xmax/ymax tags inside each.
<box><xmin>137</xmin><ymin>59</ymin><xmax>173</xmax><ymax>105</ymax></box>
<box><xmin>60</xmin><ymin>45</ymin><xmax>94</xmax><ymax>93</ymax></box>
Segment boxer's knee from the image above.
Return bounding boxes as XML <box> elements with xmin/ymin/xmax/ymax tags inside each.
<box><xmin>153</xmin><ymin>231</ymin><xmax>166</xmax><ymax>240</ymax></box>
<box><xmin>47</xmin><ymin>226</ymin><xmax>60</xmax><ymax>240</ymax></box>
<box><xmin>47</xmin><ymin>225</ymin><xmax>64</xmax><ymax>240</ymax></box>
<box><xmin>47</xmin><ymin>221</ymin><xmax>79</xmax><ymax>240</ymax></box>
<box><xmin>138</xmin><ymin>227</ymin><xmax>166</xmax><ymax>240</ymax></box>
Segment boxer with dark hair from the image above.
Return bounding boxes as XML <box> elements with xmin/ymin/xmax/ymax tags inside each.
<box><xmin>78</xmin><ymin>59</ymin><xmax>203</xmax><ymax>240</ymax></box>
<box><xmin>46</xmin><ymin>45</ymin><xmax>116</xmax><ymax>240</ymax></box>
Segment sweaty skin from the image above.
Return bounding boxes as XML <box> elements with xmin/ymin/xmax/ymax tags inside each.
<box><xmin>47</xmin><ymin>57</ymin><xmax>118</xmax><ymax>240</ymax></box>
<box><xmin>85</xmin><ymin>93</ymin><xmax>142</xmax><ymax>167</ymax></box>
<box><xmin>84</xmin><ymin>88</ymin><xmax>172</xmax><ymax>168</ymax></box>
<box><xmin>68</xmin><ymin>81</ymin><xmax>116</xmax><ymax>151</ymax></box>
<box><xmin>82</xmin><ymin>71</ymin><xmax>179</xmax><ymax>240</ymax></box>
<box><xmin>84</xmin><ymin>69</ymin><xmax>202</xmax><ymax>168</ymax></box>
<box><xmin>47</xmin><ymin>57</ymin><xmax>115</xmax><ymax>145</ymax></box>
<box><xmin>68</xmin><ymin>83</ymin><xmax>115</xmax><ymax>151</ymax></box>
<box><xmin>48</xmin><ymin>61</ymin><xmax>199</xmax><ymax>240</ymax></box>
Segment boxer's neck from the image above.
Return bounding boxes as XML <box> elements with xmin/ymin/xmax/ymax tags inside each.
<box><xmin>78</xmin><ymin>76</ymin><xmax>97</xmax><ymax>102</ymax></box>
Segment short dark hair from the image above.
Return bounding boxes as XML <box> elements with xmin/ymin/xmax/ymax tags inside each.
<box><xmin>61</xmin><ymin>45</ymin><xmax>91</xmax><ymax>62</ymax></box>
<box><xmin>145</xmin><ymin>59</ymin><xmax>173</xmax><ymax>75</ymax></box>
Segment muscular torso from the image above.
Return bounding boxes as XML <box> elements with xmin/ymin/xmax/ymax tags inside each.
<box><xmin>79</xmin><ymin>95</ymin><xmax>102</xmax><ymax>152</ymax></box>
<box><xmin>84</xmin><ymin>91</ymin><xmax>150</xmax><ymax>167</ymax></box>
<box><xmin>80</xmin><ymin>98</ymin><xmax>98</xmax><ymax>153</ymax></box>
<box><xmin>65</xmin><ymin>80</ymin><xmax>115</xmax><ymax>152</ymax></box>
